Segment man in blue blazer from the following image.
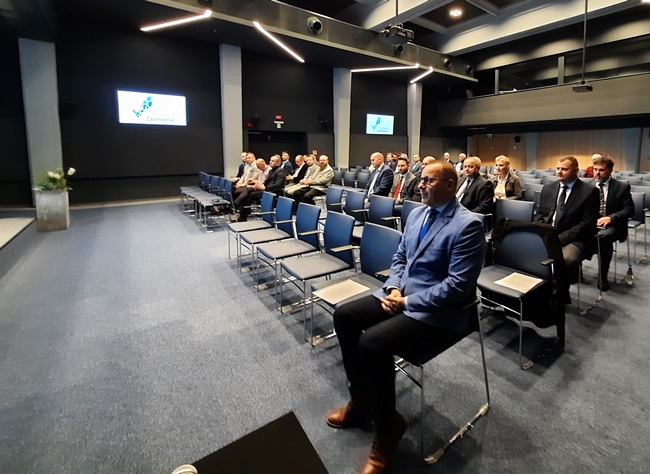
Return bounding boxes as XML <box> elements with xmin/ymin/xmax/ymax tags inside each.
<box><xmin>327</xmin><ymin>161</ymin><xmax>486</xmax><ymax>474</ymax></box>
<box><xmin>363</xmin><ymin>152</ymin><xmax>394</xmax><ymax>206</ymax></box>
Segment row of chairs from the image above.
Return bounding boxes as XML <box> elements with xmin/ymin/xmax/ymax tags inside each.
<box><xmin>180</xmin><ymin>172</ymin><xmax>233</xmax><ymax>229</ymax></box>
<box><xmin>224</xmin><ymin>190</ymin><xmax>489</xmax><ymax>464</ymax></box>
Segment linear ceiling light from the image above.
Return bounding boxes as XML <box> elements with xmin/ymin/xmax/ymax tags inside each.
<box><xmin>141</xmin><ymin>9</ymin><xmax>212</xmax><ymax>32</ymax></box>
<box><xmin>410</xmin><ymin>66</ymin><xmax>434</xmax><ymax>84</ymax></box>
<box><xmin>253</xmin><ymin>21</ymin><xmax>305</xmax><ymax>63</ymax></box>
<box><xmin>351</xmin><ymin>63</ymin><xmax>419</xmax><ymax>73</ymax></box>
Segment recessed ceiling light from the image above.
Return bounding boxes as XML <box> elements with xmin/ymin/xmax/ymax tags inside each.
<box><xmin>141</xmin><ymin>9</ymin><xmax>211</xmax><ymax>32</ymax></box>
<box><xmin>450</xmin><ymin>8</ymin><xmax>463</xmax><ymax>18</ymax></box>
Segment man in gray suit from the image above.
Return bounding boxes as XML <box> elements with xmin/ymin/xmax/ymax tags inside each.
<box><xmin>293</xmin><ymin>155</ymin><xmax>334</xmax><ymax>204</ymax></box>
<box><xmin>409</xmin><ymin>154</ymin><xmax>422</xmax><ymax>176</ymax></box>
<box><xmin>327</xmin><ymin>161</ymin><xmax>486</xmax><ymax>474</ymax></box>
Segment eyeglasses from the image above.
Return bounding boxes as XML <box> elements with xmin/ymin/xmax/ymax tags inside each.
<box><xmin>419</xmin><ymin>177</ymin><xmax>450</xmax><ymax>186</ymax></box>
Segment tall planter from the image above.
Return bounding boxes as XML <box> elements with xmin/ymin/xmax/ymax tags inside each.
<box><xmin>35</xmin><ymin>190</ymin><xmax>70</xmax><ymax>232</ymax></box>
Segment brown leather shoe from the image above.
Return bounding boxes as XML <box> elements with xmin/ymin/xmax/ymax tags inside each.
<box><xmin>360</xmin><ymin>412</ymin><xmax>407</xmax><ymax>474</ymax></box>
<box><xmin>326</xmin><ymin>400</ymin><xmax>369</xmax><ymax>429</ymax></box>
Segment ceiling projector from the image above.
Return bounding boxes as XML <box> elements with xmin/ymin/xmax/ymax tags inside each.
<box><xmin>381</xmin><ymin>24</ymin><xmax>414</xmax><ymax>45</ymax></box>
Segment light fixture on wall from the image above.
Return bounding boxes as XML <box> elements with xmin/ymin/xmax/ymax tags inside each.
<box><xmin>140</xmin><ymin>9</ymin><xmax>212</xmax><ymax>32</ymax></box>
<box><xmin>351</xmin><ymin>63</ymin><xmax>419</xmax><ymax>73</ymax></box>
<box><xmin>410</xmin><ymin>66</ymin><xmax>433</xmax><ymax>84</ymax></box>
<box><xmin>253</xmin><ymin>21</ymin><xmax>305</xmax><ymax>63</ymax></box>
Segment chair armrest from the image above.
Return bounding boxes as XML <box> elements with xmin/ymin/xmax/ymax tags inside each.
<box><xmin>350</xmin><ymin>208</ymin><xmax>369</xmax><ymax>214</ymax></box>
<box><xmin>331</xmin><ymin>244</ymin><xmax>359</xmax><ymax>252</ymax></box>
<box><xmin>540</xmin><ymin>258</ymin><xmax>554</xmax><ymax>266</ymax></box>
<box><xmin>298</xmin><ymin>230</ymin><xmax>322</xmax><ymax>236</ymax></box>
<box><xmin>330</xmin><ymin>201</ymin><xmax>344</xmax><ymax>206</ymax></box>
<box><xmin>382</xmin><ymin>216</ymin><xmax>399</xmax><ymax>221</ymax></box>
<box><xmin>257</xmin><ymin>210</ymin><xmax>275</xmax><ymax>215</ymax></box>
<box><xmin>375</xmin><ymin>269</ymin><xmax>390</xmax><ymax>278</ymax></box>
<box><xmin>274</xmin><ymin>219</ymin><xmax>294</xmax><ymax>224</ymax></box>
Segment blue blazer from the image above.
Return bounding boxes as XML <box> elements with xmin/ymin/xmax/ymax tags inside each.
<box><xmin>365</xmin><ymin>165</ymin><xmax>394</xmax><ymax>198</ymax></box>
<box><xmin>374</xmin><ymin>198</ymin><xmax>486</xmax><ymax>334</ymax></box>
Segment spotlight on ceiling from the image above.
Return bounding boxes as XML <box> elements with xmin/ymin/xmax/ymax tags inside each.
<box><xmin>465</xmin><ymin>64</ymin><xmax>473</xmax><ymax>75</ymax></box>
<box><xmin>442</xmin><ymin>57</ymin><xmax>451</xmax><ymax>68</ymax></box>
<box><xmin>450</xmin><ymin>8</ymin><xmax>463</xmax><ymax>18</ymax></box>
<box><xmin>393</xmin><ymin>44</ymin><xmax>404</xmax><ymax>55</ymax></box>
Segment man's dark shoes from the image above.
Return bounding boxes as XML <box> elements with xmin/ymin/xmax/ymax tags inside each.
<box><xmin>598</xmin><ymin>278</ymin><xmax>610</xmax><ymax>292</ymax></box>
<box><xmin>361</xmin><ymin>411</ymin><xmax>407</xmax><ymax>474</ymax></box>
<box><xmin>326</xmin><ymin>400</ymin><xmax>369</xmax><ymax>429</ymax></box>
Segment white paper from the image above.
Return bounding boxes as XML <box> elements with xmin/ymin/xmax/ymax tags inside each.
<box><xmin>493</xmin><ymin>272</ymin><xmax>544</xmax><ymax>293</ymax></box>
<box><xmin>313</xmin><ymin>279</ymin><xmax>370</xmax><ymax>305</ymax></box>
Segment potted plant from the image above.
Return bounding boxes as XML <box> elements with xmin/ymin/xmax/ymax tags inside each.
<box><xmin>33</xmin><ymin>167</ymin><xmax>76</xmax><ymax>232</ymax></box>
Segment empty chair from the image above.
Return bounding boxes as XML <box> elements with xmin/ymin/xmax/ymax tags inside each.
<box><xmin>255</xmin><ymin>202</ymin><xmax>322</xmax><ymax>296</ymax></box>
<box><xmin>332</xmin><ymin>169</ymin><xmax>343</xmax><ymax>186</ymax></box>
<box><xmin>308</xmin><ymin>223</ymin><xmax>402</xmax><ymax>346</ymax></box>
<box><xmin>523</xmin><ymin>183</ymin><xmax>543</xmax><ymax>202</ymax></box>
<box><xmin>352</xmin><ymin>195</ymin><xmax>395</xmax><ymax>242</ymax></box>
<box><xmin>325</xmin><ymin>186</ymin><xmax>344</xmax><ymax>213</ymax></box>
<box><xmin>519</xmin><ymin>177</ymin><xmax>542</xmax><ymax>186</ymax></box>
<box><xmin>279</xmin><ymin>211</ymin><xmax>356</xmax><ymax>338</ymax></box>
<box><xmin>356</xmin><ymin>172</ymin><xmax>370</xmax><ymax>190</ymax></box>
<box><xmin>238</xmin><ymin>196</ymin><xmax>295</xmax><ymax>272</ymax></box>
<box><xmin>541</xmin><ymin>175</ymin><xmax>558</xmax><ymax>185</ymax></box>
<box><xmin>342</xmin><ymin>190</ymin><xmax>366</xmax><ymax>225</ymax></box>
<box><xmin>227</xmin><ymin>191</ymin><xmax>276</xmax><ymax>260</ymax></box>
<box><xmin>385</xmin><ymin>199</ymin><xmax>426</xmax><ymax>232</ymax></box>
<box><xmin>495</xmin><ymin>199</ymin><xmax>535</xmax><ymax>222</ymax></box>
<box><xmin>477</xmin><ymin>223</ymin><xmax>566</xmax><ymax>369</ymax></box>
<box><xmin>342</xmin><ymin>170</ymin><xmax>357</xmax><ymax>189</ymax></box>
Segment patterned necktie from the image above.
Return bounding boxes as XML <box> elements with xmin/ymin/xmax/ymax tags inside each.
<box><xmin>456</xmin><ymin>178</ymin><xmax>471</xmax><ymax>200</ymax></box>
<box><xmin>598</xmin><ymin>183</ymin><xmax>606</xmax><ymax>216</ymax></box>
<box><xmin>556</xmin><ymin>185</ymin><xmax>568</xmax><ymax>217</ymax></box>
<box><xmin>418</xmin><ymin>209</ymin><xmax>438</xmax><ymax>244</ymax></box>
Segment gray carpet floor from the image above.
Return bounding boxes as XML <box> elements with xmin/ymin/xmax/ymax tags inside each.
<box><xmin>1</xmin><ymin>202</ymin><xmax>649</xmax><ymax>474</ymax></box>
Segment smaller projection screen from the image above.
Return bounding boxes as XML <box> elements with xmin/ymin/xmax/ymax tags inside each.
<box><xmin>366</xmin><ymin>113</ymin><xmax>394</xmax><ymax>135</ymax></box>
<box><xmin>117</xmin><ymin>90</ymin><xmax>187</xmax><ymax>126</ymax></box>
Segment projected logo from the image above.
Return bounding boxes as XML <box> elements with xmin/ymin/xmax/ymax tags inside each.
<box><xmin>117</xmin><ymin>90</ymin><xmax>187</xmax><ymax>126</ymax></box>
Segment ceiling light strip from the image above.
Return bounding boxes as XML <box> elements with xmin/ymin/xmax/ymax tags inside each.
<box><xmin>351</xmin><ymin>63</ymin><xmax>420</xmax><ymax>73</ymax></box>
<box><xmin>410</xmin><ymin>66</ymin><xmax>434</xmax><ymax>84</ymax></box>
<box><xmin>253</xmin><ymin>21</ymin><xmax>305</xmax><ymax>63</ymax></box>
<box><xmin>141</xmin><ymin>9</ymin><xmax>212</xmax><ymax>32</ymax></box>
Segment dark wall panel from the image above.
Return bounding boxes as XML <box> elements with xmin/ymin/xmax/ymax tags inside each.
<box><xmin>56</xmin><ymin>23</ymin><xmax>223</xmax><ymax>203</ymax></box>
<box><xmin>0</xmin><ymin>36</ymin><xmax>31</xmax><ymax>206</ymax></box>
<box><xmin>242</xmin><ymin>50</ymin><xmax>334</xmax><ymax>158</ymax></box>
<box><xmin>349</xmin><ymin>74</ymin><xmax>407</xmax><ymax>164</ymax></box>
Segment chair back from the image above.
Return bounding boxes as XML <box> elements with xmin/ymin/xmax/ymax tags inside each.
<box><xmin>260</xmin><ymin>192</ymin><xmax>277</xmax><ymax>225</ymax></box>
<box><xmin>541</xmin><ymin>175</ymin><xmax>558</xmax><ymax>185</ymax></box>
<box><xmin>630</xmin><ymin>185</ymin><xmax>650</xmax><ymax>195</ymax></box>
<box><xmin>343</xmin><ymin>190</ymin><xmax>366</xmax><ymax>223</ymax></box>
<box><xmin>323</xmin><ymin>211</ymin><xmax>355</xmax><ymax>266</ymax></box>
<box><xmin>201</xmin><ymin>173</ymin><xmax>211</xmax><ymax>189</ymax></box>
<box><xmin>493</xmin><ymin>227</ymin><xmax>553</xmax><ymax>280</ymax></box>
<box><xmin>343</xmin><ymin>171</ymin><xmax>357</xmax><ymax>187</ymax></box>
<box><xmin>221</xmin><ymin>179</ymin><xmax>234</xmax><ymax>203</ymax></box>
<box><xmin>325</xmin><ymin>187</ymin><xmax>344</xmax><ymax>213</ymax></box>
<box><xmin>359</xmin><ymin>223</ymin><xmax>401</xmax><ymax>277</ymax></box>
<box><xmin>332</xmin><ymin>169</ymin><xmax>343</xmax><ymax>185</ymax></box>
<box><xmin>368</xmin><ymin>195</ymin><xmax>396</xmax><ymax>227</ymax></box>
<box><xmin>495</xmin><ymin>199</ymin><xmax>535</xmax><ymax>222</ymax></box>
<box><xmin>580</xmin><ymin>177</ymin><xmax>595</xmax><ymax>185</ymax></box>
<box><xmin>523</xmin><ymin>183</ymin><xmax>543</xmax><ymax>202</ymax></box>
<box><xmin>295</xmin><ymin>203</ymin><xmax>322</xmax><ymax>249</ymax></box>
<box><xmin>209</xmin><ymin>175</ymin><xmax>221</xmax><ymax>193</ymax></box>
<box><xmin>401</xmin><ymin>200</ymin><xmax>425</xmax><ymax>230</ymax></box>
<box><xmin>520</xmin><ymin>178</ymin><xmax>542</xmax><ymax>186</ymax></box>
<box><xmin>629</xmin><ymin>192</ymin><xmax>645</xmax><ymax>223</ymax></box>
<box><xmin>274</xmin><ymin>197</ymin><xmax>295</xmax><ymax>234</ymax></box>
<box><xmin>356</xmin><ymin>172</ymin><xmax>370</xmax><ymax>190</ymax></box>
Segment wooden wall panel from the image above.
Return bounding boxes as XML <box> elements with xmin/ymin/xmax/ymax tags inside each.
<box><xmin>470</xmin><ymin>133</ymin><xmax>526</xmax><ymax>171</ymax></box>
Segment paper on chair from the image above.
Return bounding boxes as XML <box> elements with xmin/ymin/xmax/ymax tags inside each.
<box><xmin>493</xmin><ymin>272</ymin><xmax>543</xmax><ymax>293</ymax></box>
<box><xmin>314</xmin><ymin>279</ymin><xmax>370</xmax><ymax>305</ymax></box>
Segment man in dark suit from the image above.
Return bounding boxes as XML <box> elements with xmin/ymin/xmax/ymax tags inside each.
<box><xmin>327</xmin><ymin>161</ymin><xmax>486</xmax><ymax>474</ymax></box>
<box><xmin>456</xmin><ymin>156</ymin><xmax>494</xmax><ymax>215</ymax></box>
<box><xmin>364</xmin><ymin>152</ymin><xmax>394</xmax><ymax>206</ymax></box>
<box><xmin>534</xmin><ymin>156</ymin><xmax>600</xmax><ymax>269</ymax></box>
<box><xmin>592</xmin><ymin>156</ymin><xmax>635</xmax><ymax>290</ymax></box>
<box><xmin>231</xmin><ymin>152</ymin><xmax>248</xmax><ymax>181</ymax></box>
<box><xmin>280</xmin><ymin>150</ymin><xmax>293</xmax><ymax>175</ymax></box>
<box><xmin>389</xmin><ymin>156</ymin><xmax>418</xmax><ymax>216</ymax></box>
<box><xmin>284</xmin><ymin>154</ymin><xmax>307</xmax><ymax>188</ymax></box>
<box><xmin>232</xmin><ymin>155</ymin><xmax>286</xmax><ymax>222</ymax></box>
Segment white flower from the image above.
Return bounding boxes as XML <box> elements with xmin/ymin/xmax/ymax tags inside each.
<box><xmin>48</xmin><ymin>171</ymin><xmax>57</xmax><ymax>178</ymax></box>
<box><xmin>68</xmin><ymin>167</ymin><xmax>76</xmax><ymax>176</ymax></box>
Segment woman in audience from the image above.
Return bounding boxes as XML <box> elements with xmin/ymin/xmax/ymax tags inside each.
<box><xmin>490</xmin><ymin>155</ymin><xmax>522</xmax><ymax>200</ymax></box>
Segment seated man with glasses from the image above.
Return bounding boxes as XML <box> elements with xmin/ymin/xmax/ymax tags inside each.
<box><xmin>327</xmin><ymin>161</ymin><xmax>486</xmax><ymax>474</ymax></box>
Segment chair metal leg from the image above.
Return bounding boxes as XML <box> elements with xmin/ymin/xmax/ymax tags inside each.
<box><xmin>580</xmin><ymin>235</ymin><xmax>603</xmax><ymax>316</ymax></box>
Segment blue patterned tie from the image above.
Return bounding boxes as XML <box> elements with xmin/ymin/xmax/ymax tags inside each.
<box><xmin>419</xmin><ymin>209</ymin><xmax>438</xmax><ymax>243</ymax></box>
